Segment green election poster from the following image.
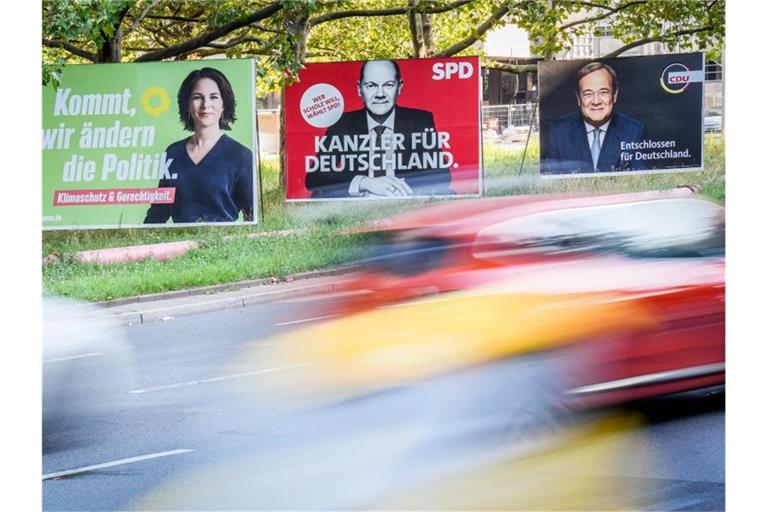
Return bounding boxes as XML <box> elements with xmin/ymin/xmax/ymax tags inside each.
<box><xmin>42</xmin><ymin>59</ymin><xmax>258</xmax><ymax>229</ymax></box>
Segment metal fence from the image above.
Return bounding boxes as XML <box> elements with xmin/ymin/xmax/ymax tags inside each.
<box><xmin>481</xmin><ymin>103</ymin><xmax>539</xmax><ymax>144</ymax></box>
<box><xmin>482</xmin><ymin>103</ymin><xmax>539</xmax><ymax>130</ymax></box>
<box><xmin>480</xmin><ymin>79</ymin><xmax>724</xmax><ymax>142</ymax></box>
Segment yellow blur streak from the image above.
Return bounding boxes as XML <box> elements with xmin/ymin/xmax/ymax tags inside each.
<box><xmin>249</xmin><ymin>287</ymin><xmax>658</xmax><ymax>399</ymax></box>
<box><xmin>373</xmin><ymin>413</ymin><xmax>653</xmax><ymax>511</ymax></box>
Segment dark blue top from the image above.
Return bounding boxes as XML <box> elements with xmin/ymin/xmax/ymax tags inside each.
<box><xmin>542</xmin><ymin>111</ymin><xmax>646</xmax><ymax>175</ymax></box>
<box><xmin>145</xmin><ymin>134</ymin><xmax>254</xmax><ymax>223</ymax></box>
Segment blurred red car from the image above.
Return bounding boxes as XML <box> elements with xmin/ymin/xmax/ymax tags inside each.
<box><xmin>323</xmin><ymin>188</ymin><xmax>725</xmax><ymax>406</ymax></box>
<box><xmin>138</xmin><ymin>189</ymin><xmax>724</xmax><ymax>510</ymax></box>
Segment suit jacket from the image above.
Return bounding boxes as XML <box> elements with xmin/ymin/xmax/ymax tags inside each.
<box><xmin>305</xmin><ymin>106</ymin><xmax>452</xmax><ymax>198</ymax></box>
<box><xmin>542</xmin><ymin>111</ymin><xmax>646</xmax><ymax>175</ymax></box>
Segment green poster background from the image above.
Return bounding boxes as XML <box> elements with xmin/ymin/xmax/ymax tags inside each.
<box><xmin>42</xmin><ymin>59</ymin><xmax>258</xmax><ymax>229</ymax></box>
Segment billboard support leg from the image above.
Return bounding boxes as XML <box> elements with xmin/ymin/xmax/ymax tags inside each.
<box><xmin>518</xmin><ymin>97</ymin><xmax>540</xmax><ymax>176</ymax></box>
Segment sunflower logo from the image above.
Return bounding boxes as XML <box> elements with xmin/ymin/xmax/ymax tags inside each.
<box><xmin>141</xmin><ymin>86</ymin><xmax>171</xmax><ymax>117</ymax></box>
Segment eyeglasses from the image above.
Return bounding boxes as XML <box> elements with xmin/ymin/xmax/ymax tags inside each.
<box><xmin>580</xmin><ymin>89</ymin><xmax>613</xmax><ymax>101</ymax></box>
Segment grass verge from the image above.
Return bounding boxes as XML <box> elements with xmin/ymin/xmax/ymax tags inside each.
<box><xmin>43</xmin><ymin>135</ymin><xmax>724</xmax><ymax>301</ymax></box>
<box><xmin>44</xmin><ymin>227</ymin><xmax>376</xmax><ymax>301</ymax></box>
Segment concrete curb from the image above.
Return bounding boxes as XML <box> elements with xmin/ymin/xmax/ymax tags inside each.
<box><xmin>104</xmin><ymin>278</ymin><xmax>345</xmax><ymax>326</ymax></box>
<box><xmin>97</xmin><ymin>265</ymin><xmax>357</xmax><ymax>308</ymax></box>
<box><xmin>95</xmin><ymin>265</ymin><xmax>359</xmax><ymax>325</ymax></box>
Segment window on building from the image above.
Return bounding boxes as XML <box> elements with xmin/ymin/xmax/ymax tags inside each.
<box><xmin>594</xmin><ymin>25</ymin><xmax>611</xmax><ymax>37</ymax></box>
<box><xmin>705</xmin><ymin>61</ymin><xmax>723</xmax><ymax>81</ymax></box>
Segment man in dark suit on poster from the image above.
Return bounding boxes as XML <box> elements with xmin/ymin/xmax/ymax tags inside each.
<box><xmin>305</xmin><ymin>59</ymin><xmax>452</xmax><ymax>198</ymax></box>
<box><xmin>542</xmin><ymin>61</ymin><xmax>646</xmax><ymax>175</ymax></box>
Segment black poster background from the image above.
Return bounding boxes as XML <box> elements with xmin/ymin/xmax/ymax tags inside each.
<box><xmin>538</xmin><ymin>53</ymin><xmax>704</xmax><ymax>176</ymax></box>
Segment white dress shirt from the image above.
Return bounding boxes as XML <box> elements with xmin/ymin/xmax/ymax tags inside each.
<box><xmin>349</xmin><ymin>111</ymin><xmax>397</xmax><ymax>195</ymax></box>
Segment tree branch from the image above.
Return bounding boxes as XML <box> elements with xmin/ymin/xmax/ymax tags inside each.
<box><xmin>559</xmin><ymin>1</ymin><xmax>646</xmax><ymax>31</ymax></box>
<box><xmin>484</xmin><ymin>62</ymin><xmax>538</xmax><ymax>74</ymax></box>
<box><xmin>434</xmin><ymin>2</ymin><xmax>513</xmax><ymax>57</ymax></box>
<box><xmin>123</xmin><ymin>46</ymin><xmax>162</xmax><ymax>51</ymax></box>
<box><xmin>250</xmin><ymin>23</ymin><xmax>282</xmax><ymax>34</ymax></box>
<box><xmin>191</xmin><ymin>47</ymin><xmax>273</xmax><ymax>58</ymax></box>
<box><xmin>117</xmin><ymin>3</ymin><xmax>132</xmax><ymax>27</ymax></box>
<box><xmin>308</xmin><ymin>0</ymin><xmax>473</xmax><ymax>28</ymax></box>
<box><xmin>42</xmin><ymin>38</ymin><xmax>97</xmax><ymax>61</ymax></box>
<box><xmin>144</xmin><ymin>14</ymin><xmax>203</xmax><ymax>22</ymax></box>
<box><xmin>204</xmin><ymin>36</ymin><xmax>266</xmax><ymax>49</ymax></box>
<box><xmin>133</xmin><ymin>2</ymin><xmax>282</xmax><ymax>62</ymax></box>
<box><xmin>602</xmin><ymin>25</ymin><xmax>713</xmax><ymax>58</ymax></box>
<box><xmin>142</xmin><ymin>5</ymin><xmax>206</xmax><ymax>23</ymax></box>
<box><xmin>124</xmin><ymin>0</ymin><xmax>161</xmax><ymax>37</ymax></box>
<box><xmin>565</xmin><ymin>1</ymin><xmax>613</xmax><ymax>11</ymax></box>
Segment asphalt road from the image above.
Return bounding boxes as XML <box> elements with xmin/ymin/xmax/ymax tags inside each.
<box><xmin>42</xmin><ymin>295</ymin><xmax>725</xmax><ymax>511</ymax></box>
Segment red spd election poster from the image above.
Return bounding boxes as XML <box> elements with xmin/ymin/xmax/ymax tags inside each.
<box><xmin>285</xmin><ymin>57</ymin><xmax>481</xmax><ymax>200</ymax></box>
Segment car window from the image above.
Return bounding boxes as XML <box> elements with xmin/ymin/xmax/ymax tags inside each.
<box><xmin>362</xmin><ymin>236</ymin><xmax>451</xmax><ymax>276</ymax></box>
<box><xmin>474</xmin><ymin>198</ymin><xmax>724</xmax><ymax>259</ymax></box>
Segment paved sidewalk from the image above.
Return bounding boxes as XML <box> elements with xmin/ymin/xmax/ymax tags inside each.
<box><xmin>96</xmin><ymin>267</ymin><xmax>355</xmax><ymax>325</ymax></box>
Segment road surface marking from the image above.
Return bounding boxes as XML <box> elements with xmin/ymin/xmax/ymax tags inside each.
<box><xmin>43</xmin><ymin>352</ymin><xmax>103</xmax><ymax>364</ymax></box>
<box><xmin>129</xmin><ymin>361</ymin><xmax>317</xmax><ymax>394</ymax></box>
<box><xmin>275</xmin><ymin>314</ymin><xmax>340</xmax><ymax>326</ymax></box>
<box><xmin>43</xmin><ymin>449</ymin><xmax>193</xmax><ymax>480</ymax></box>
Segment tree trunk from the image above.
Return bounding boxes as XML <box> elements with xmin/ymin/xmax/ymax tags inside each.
<box><xmin>422</xmin><ymin>12</ymin><xmax>433</xmax><ymax>55</ymax></box>
<box><xmin>95</xmin><ymin>5</ymin><xmax>131</xmax><ymax>63</ymax></box>
<box><xmin>408</xmin><ymin>0</ymin><xmax>433</xmax><ymax>58</ymax></box>
<box><xmin>96</xmin><ymin>33</ymin><xmax>121</xmax><ymax>63</ymax></box>
<box><xmin>278</xmin><ymin>12</ymin><xmax>309</xmax><ymax>193</ymax></box>
<box><xmin>279</xmin><ymin>92</ymin><xmax>288</xmax><ymax>197</ymax></box>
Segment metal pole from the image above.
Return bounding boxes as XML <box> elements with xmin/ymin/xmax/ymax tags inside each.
<box><xmin>720</xmin><ymin>55</ymin><xmax>725</xmax><ymax>136</ymax></box>
<box><xmin>518</xmin><ymin>97</ymin><xmax>540</xmax><ymax>176</ymax></box>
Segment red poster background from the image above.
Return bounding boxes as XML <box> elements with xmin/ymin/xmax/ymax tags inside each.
<box><xmin>284</xmin><ymin>56</ymin><xmax>481</xmax><ymax>199</ymax></box>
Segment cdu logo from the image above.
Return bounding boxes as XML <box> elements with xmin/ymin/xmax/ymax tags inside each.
<box><xmin>660</xmin><ymin>63</ymin><xmax>703</xmax><ymax>94</ymax></box>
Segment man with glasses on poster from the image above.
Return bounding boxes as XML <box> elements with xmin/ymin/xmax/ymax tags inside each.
<box><xmin>542</xmin><ymin>61</ymin><xmax>646</xmax><ymax>175</ymax></box>
<box><xmin>306</xmin><ymin>59</ymin><xmax>452</xmax><ymax>198</ymax></box>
